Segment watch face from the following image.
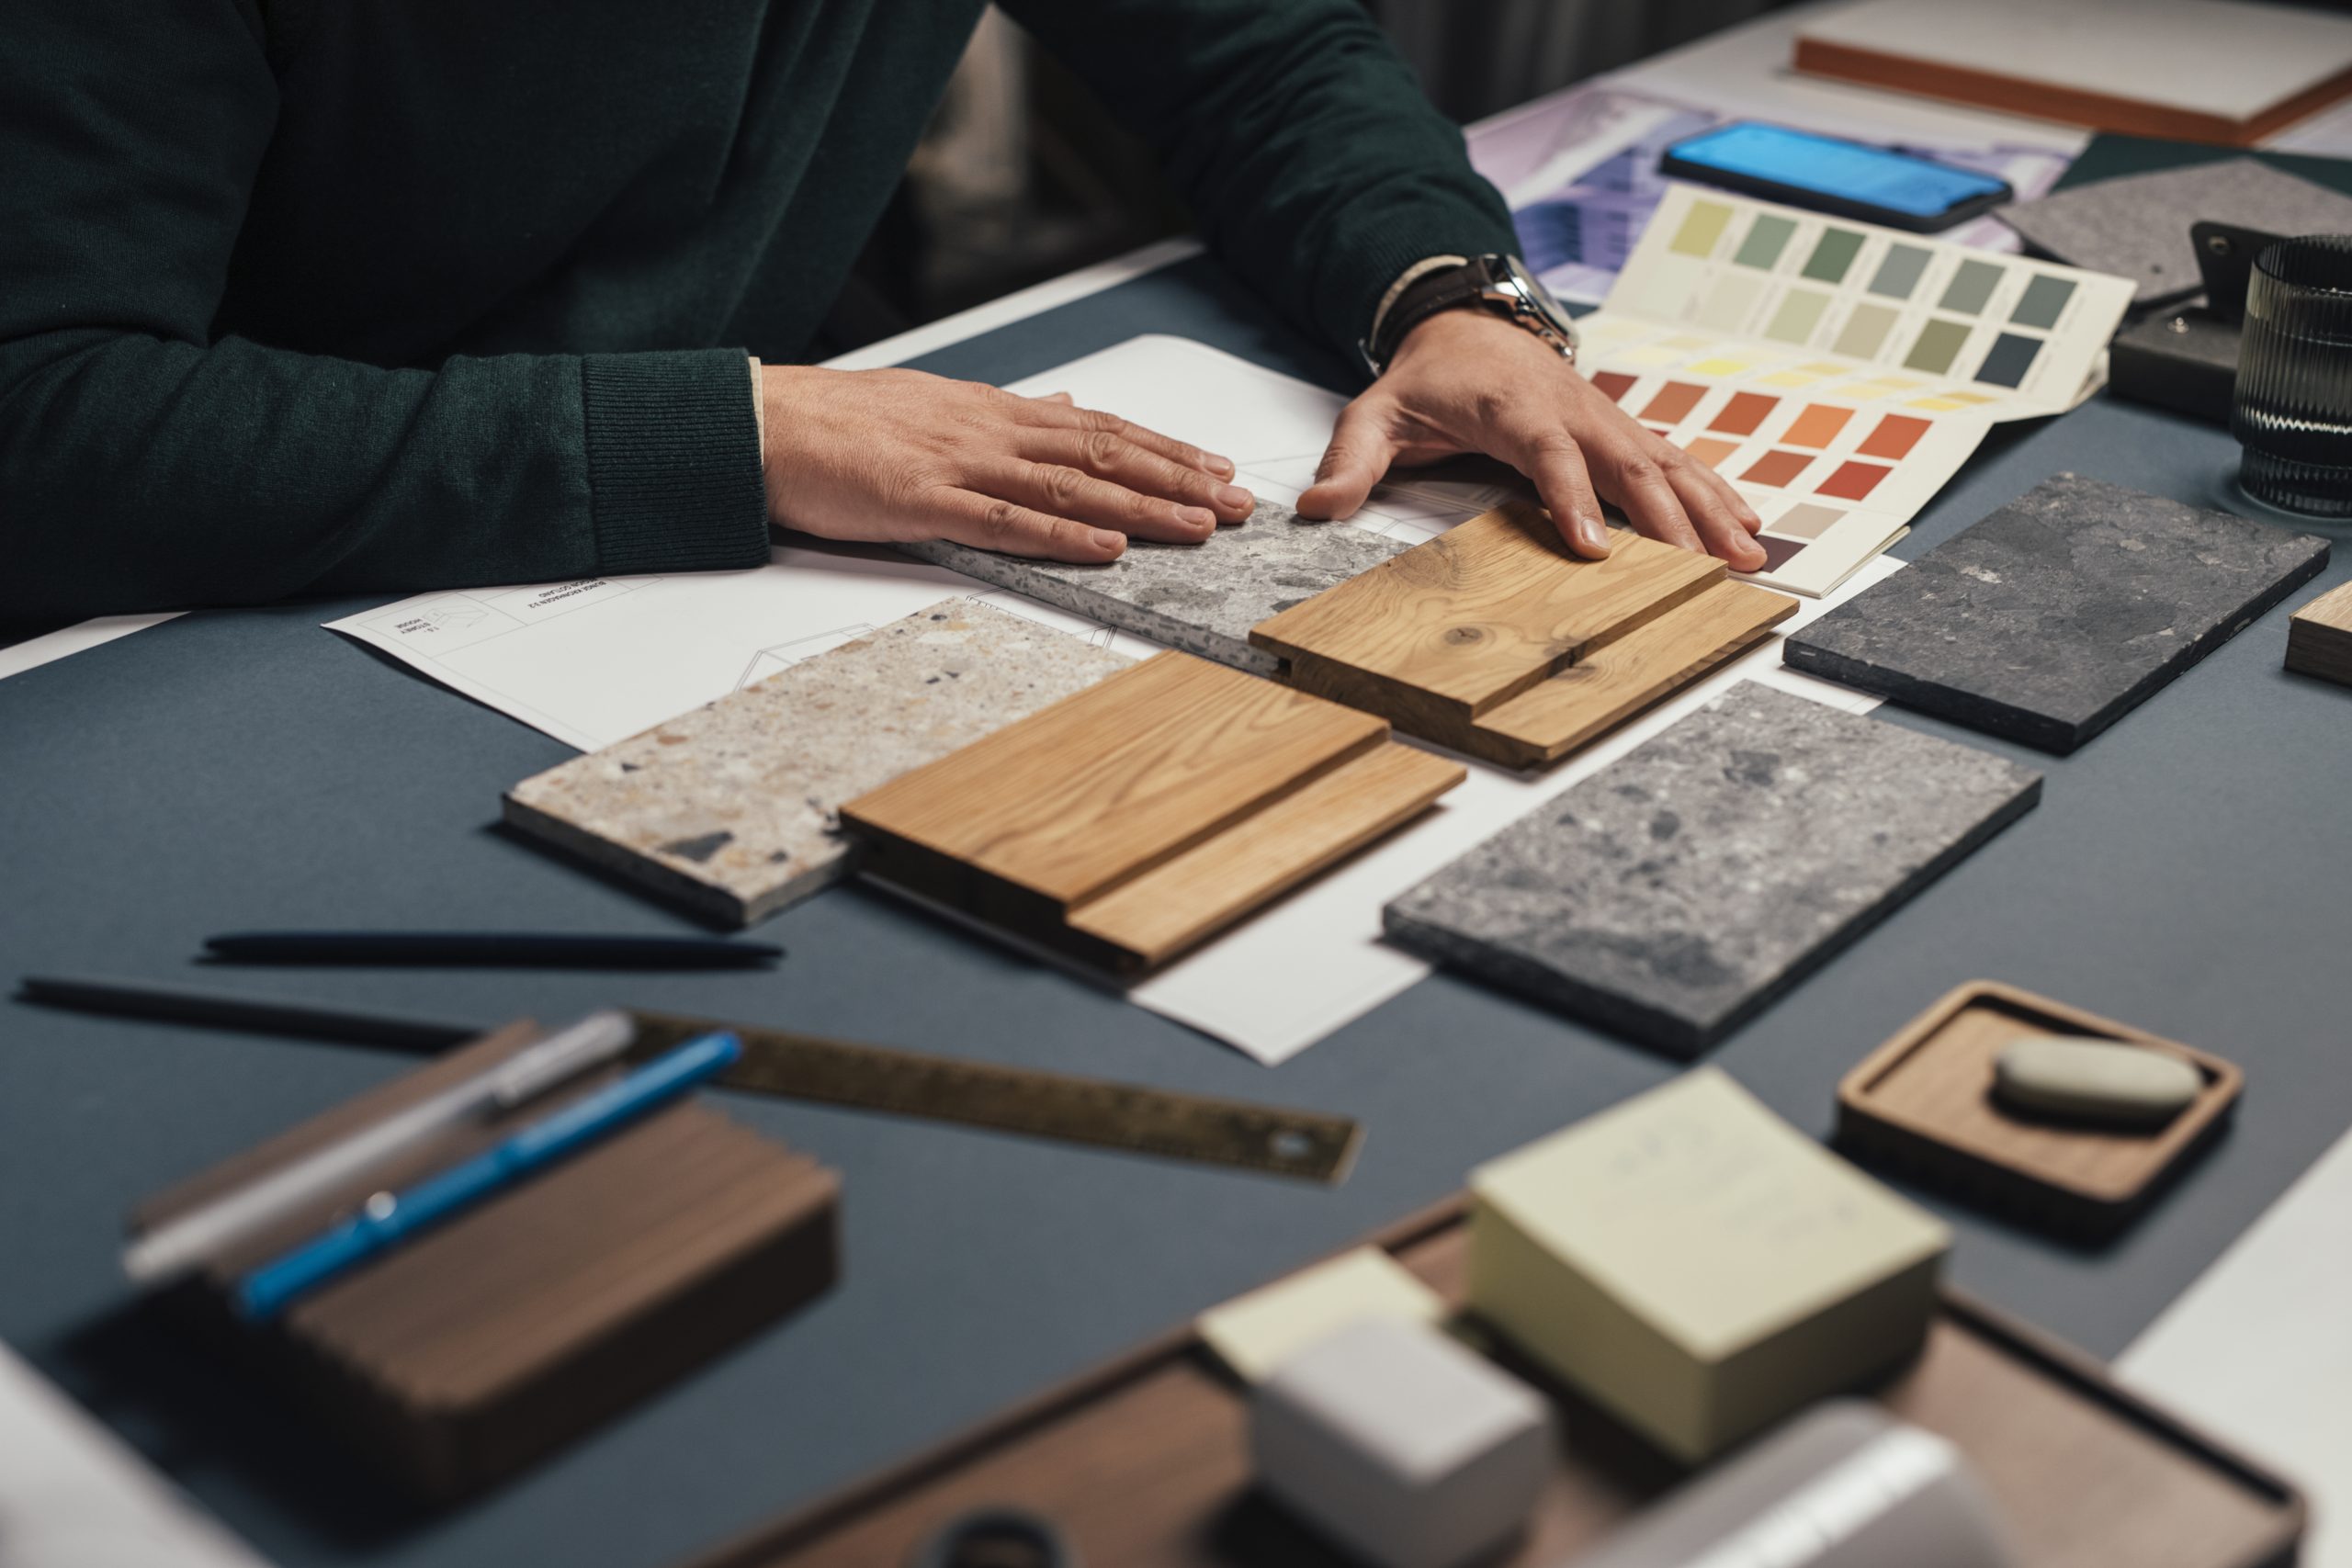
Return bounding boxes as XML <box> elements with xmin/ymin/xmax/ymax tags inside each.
<box><xmin>1499</xmin><ymin>255</ymin><xmax>1575</xmax><ymax>334</ymax></box>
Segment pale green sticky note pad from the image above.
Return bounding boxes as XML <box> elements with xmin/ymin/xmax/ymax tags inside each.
<box><xmin>1197</xmin><ymin>1247</ymin><xmax>1445</xmax><ymax>1383</ymax></box>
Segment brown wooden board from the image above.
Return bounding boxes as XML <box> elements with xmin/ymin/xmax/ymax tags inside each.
<box><xmin>676</xmin><ymin>1199</ymin><xmax>2302</xmax><ymax>1568</ymax></box>
<box><xmin>1250</xmin><ymin>505</ymin><xmax>1794</xmax><ymax>769</ymax></box>
<box><xmin>132</xmin><ymin>1022</ymin><xmax>841</xmax><ymax>1502</ymax></box>
<box><xmin>1835</xmin><ymin>982</ymin><xmax>2244</xmax><ymax>1242</ymax></box>
<box><xmin>2286</xmin><ymin>580</ymin><xmax>2352</xmax><ymax>687</ymax></box>
<box><xmin>842</xmin><ymin>652</ymin><xmax>1463</xmax><ymax>973</ymax></box>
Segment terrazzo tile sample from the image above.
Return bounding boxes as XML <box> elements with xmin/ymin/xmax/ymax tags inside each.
<box><xmin>899</xmin><ymin>500</ymin><xmax>1410</xmax><ymax>676</ymax></box>
<box><xmin>503</xmin><ymin>601</ymin><xmax>1130</xmax><ymax>926</ymax></box>
<box><xmin>1783</xmin><ymin>473</ymin><xmax>2330</xmax><ymax>753</ymax></box>
<box><xmin>1383</xmin><ymin>682</ymin><xmax>2041</xmax><ymax>1055</ymax></box>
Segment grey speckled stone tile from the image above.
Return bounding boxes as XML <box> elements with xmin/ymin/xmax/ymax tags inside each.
<box><xmin>899</xmin><ymin>501</ymin><xmax>1408</xmax><ymax>676</ymax></box>
<box><xmin>503</xmin><ymin>600</ymin><xmax>1129</xmax><ymax>927</ymax></box>
<box><xmin>1784</xmin><ymin>474</ymin><xmax>2329</xmax><ymax>754</ymax></box>
<box><xmin>1383</xmin><ymin>682</ymin><xmax>2041</xmax><ymax>1056</ymax></box>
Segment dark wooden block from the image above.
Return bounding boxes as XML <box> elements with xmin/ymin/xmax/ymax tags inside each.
<box><xmin>673</xmin><ymin>1200</ymin><xmax>2302</xmax><ymax>1568</ymax></box>
<box><xmin>1835</xmin><ymin>982</ymin><xmax>2243</xmax><ymax>1242</ymax></box>
<box><xmin>131</xmin><ymin>1021</ymin><xmax>841</xmax><ymax>1501</ymax></box>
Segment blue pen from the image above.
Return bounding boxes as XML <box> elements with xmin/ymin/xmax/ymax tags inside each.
<box><xmin>235</xmin><ymin>1032</ymin><xmax>742</xmax><ymax>1322</ymax></box>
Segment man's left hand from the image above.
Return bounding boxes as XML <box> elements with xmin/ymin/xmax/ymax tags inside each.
<box><xmin>1297</xmin><ymin>308</ymin><xmax>1767</xmax><ymax>571</ymax></box>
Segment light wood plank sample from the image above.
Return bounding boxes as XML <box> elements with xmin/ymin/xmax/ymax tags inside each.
<box><xmin>842</xmin><ymin>652</ymin><xmax>1458</xmax><ymax>972</ymax></box>
<box><xmin>1250</xmin><ymin>503</ymin><xmax>1724</xmax><ymax>722</ymax></box>
<box><xmin>2286</xmin><ymin>580</ymin><xmax>2352</xmax><ymax>686</ymax></box>
<box><xmin>1836</xmin><ymin>981</ymin><xmax>2243</xmax><ymax>1241</ymax></box>
<box><xmin>1469</xmin><ymin>581</ymin><xmax>1796</xmax><ymax>767</ymax></box>
<box><xmin>1067</xmin><ymin>744</ymin><xmax>1464</xmax><ymax>964</ymax></box>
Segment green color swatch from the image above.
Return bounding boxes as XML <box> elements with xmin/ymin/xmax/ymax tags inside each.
<box><xmin>1832</xmin><ymin>301</ymin><xmax>1898</xmax><ymax>358</ymax></box>
<box><xmin>1903</xmin><ymin>318</ymin><xmax>1972</xmax><ymax>374</ymax></box>
<box><xmin>2011</xmin><ymin>276</ymin><xmax>2077</xmax><ymax>329</ymax></box>
<box><xmin>1671</xmin><ymin>200</ymin><xmax>1735</xmax><ymax>258</ymax></box>
<box><xmin>1801</xmin><ymin>228</ymin><xmax>1865</xmax><ymax>283</ymax></box>
<box><xmin>1763</xmin><ymin>288</ymin><xmax>1831</xmax><ymax>344</ymax></box>
<box><xmin>1939</xmin><ymin>259</ymin><xmax>2004</xmax><ymax>315</ymax></box>
<box><xmin>1734</xmin><ymin>214</ymin><xmax>1798</xmax><ymax>270</ymax></box>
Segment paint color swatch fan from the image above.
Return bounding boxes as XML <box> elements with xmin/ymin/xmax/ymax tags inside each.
<box><xmin>1576</xmin><ymin>185</ymin><xmax>2134</xmax><ymax>594</ymax></box>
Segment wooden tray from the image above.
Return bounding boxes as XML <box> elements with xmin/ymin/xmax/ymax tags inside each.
<box><xmin>678</xmin><ymin>1198</ymin><xmax>2302</xmax><ymax>1568</ymax></box>
<box><xmin>134</xmin><ymin>1021</ymin><xmax>842</xmax><ymax>1501</ymax></box>
<box><xmin>1836</xmin><ymin>982</ymin><xmax>2244</xmax><ymax>1241</ymax></box>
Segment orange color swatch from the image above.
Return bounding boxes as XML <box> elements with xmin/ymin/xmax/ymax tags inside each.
<box><xmin>1683</xmin><ymin>436</ymin><xmax>1739</xmax><ymax>469</ymax></box>
<box><xmin>1590</xmin><ymin>370</ymin><xmax>1636</xmax><ymax>403</ymax></box>
<box><xmin>1781</xmin><ymin>404</ymin><xmax>1854</xmax><ymax>449</ymax></box>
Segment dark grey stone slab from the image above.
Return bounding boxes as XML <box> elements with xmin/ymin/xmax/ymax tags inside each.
<box><xmin>1383</xmin><ymin>682</ymin><xmax>2041</xmax><ymax>1056</ymax></box>
<box><xmin>899</xmin><ymin>500</ymin><xmax>1408</xmax><ymax>675</ymax></box>
<box><xmin>1782</xmin><ymin>473</ymin><xmax>2330</xmax><ymax>754</ymax></box>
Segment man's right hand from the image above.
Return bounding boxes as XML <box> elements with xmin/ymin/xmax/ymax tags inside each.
<box><xmin>757</xmin><ymin>365</ymin><xmax>1255</xmax><ymax>561</ymax></box>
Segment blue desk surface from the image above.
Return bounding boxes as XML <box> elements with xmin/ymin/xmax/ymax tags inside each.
<box><xmin>5</xmin><ymin>254</ymin><xmax>2349</xmax><ymax>1568</ymax></box>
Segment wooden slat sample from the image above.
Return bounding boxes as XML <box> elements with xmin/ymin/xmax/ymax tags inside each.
<box><xmin>133</xmin><ymin>1025</ymin><xmax>841</xmax><ymax>1501</ymax></box>
<box><xmin>1473</xmin><ymin>581</ymin><xmax>1796</xmax><ymax>768</ymax></box>
<box><xmin>1836</xmin><ymin>981</ymin><xmax>2243</xmax><ymax>1241</ymax></box>
<box><xmin>1068</xmin><ymin>745</ymin><xmax>1465</xmax><ymax>965</ymax></box>
<box><xmin>681</xmin><ymin>1201</ymin><xmax>2303</xmax><ymax>1568</ymax></box>
<box><xmin>1250</xmin><ymin>504</ymin><xmax>1724</xmax><ymax>724</ymax></box>
<box><xmin>842</xmin><ymin>653</ymin><xmax>1385</xmax><ymax>921</ymax></box>
<box><xmin>2285</xmin><ymin>580</ymin><xmax>2352</xmax><ymax>686</ymax></box>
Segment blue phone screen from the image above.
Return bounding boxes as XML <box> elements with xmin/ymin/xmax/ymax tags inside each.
<box><xmin>1670</xmin><ymin>124</ymin><xmax>2006</xmax><ymax>218</ymax></box>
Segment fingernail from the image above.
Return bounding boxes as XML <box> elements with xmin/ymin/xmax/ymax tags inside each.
<box><xmin>1203</xmin><ymin>454</ymin><xmax>1237</xmax><ymax>478</ymax></box>
<box><xmin>1091</xmin><ymin>529</ymin><xmax>1125</xmax><ymax>553</ymax></box>
<box><xmin>1575</xmin><ymin>514</ymin><xmax>1612</xmax><ymax>555</ymax></box>
<box><xmin>1216</xmin><ymin>484</ymin><xmax>1254</xmax><ymax>510</ymax></box>
<box><xmin>1175</xmin><ymin>505</ymin><xmax>1216</xmax><ymax>528</ymax></box>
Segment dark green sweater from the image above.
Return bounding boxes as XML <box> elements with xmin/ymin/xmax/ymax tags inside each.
<box><xmin>0</xmin><ymin>0</ymin><xmax>1516</xmax><ymax>622</ymax></box>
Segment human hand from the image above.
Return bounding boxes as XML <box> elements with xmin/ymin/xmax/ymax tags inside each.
<box><xmin>758</xmin><ymin>365</ymin><xmax>1255</xmax><ymax>562</ymax></box>
<box><xmin>1296</xmin><ymin>309</ymin><xmax>1767</xmax><ymax>570</ymax></box>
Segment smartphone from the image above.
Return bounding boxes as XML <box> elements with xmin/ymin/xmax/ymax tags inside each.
<box><xmin>1659</xmin><ymin>123</ymin><xmax>2013</xmax><ymax>232</ymax></box>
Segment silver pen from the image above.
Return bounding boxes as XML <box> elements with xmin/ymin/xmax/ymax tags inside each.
<box><xmin>121</xmin><ymin>1010</ymin><xmax>638</xmax><ymax>1287</ymax></box>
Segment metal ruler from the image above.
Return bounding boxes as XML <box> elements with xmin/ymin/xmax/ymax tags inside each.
<box><xmin>628</xmin><ymin>1010</ymin><xmax>1361</xmax><ymax>1183</ymax></box>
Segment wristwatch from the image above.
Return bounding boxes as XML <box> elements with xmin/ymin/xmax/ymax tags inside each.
<box><xmin>1362</xmin><ymin>254</ymin><xmax>1579</xmax><ymax>377</ymax></box>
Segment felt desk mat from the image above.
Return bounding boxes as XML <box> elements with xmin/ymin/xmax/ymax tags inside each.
<box><xmin>6</xmin><ymin>255</ymin><xmax>2352</xmax><ymax>1568</ymax></box>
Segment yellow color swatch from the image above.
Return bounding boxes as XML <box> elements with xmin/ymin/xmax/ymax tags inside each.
<box><xmin>1687</xmin><ymin>356</ymin><xmax>1754</xmax><ymax>376</ymax></box>
<box><xmin>1908</xmin><ymin>397</ymin><xmax>1968</xmax><ymax>411</ymax></box>
<box><xmin>1760</xmin><ymin>370</ymin><xmax>1824</xmax><ymax>389</ymax></box>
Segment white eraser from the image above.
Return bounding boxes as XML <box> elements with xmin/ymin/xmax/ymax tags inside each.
<box><xmin>1250</xmin><ymin>1316</ymin><xmax>1552</xmax><ymax>1568</ymax></box>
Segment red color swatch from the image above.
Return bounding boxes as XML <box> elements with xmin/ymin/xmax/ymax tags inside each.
<box><xmin>1817</xmin><ymin>460</ymin><xmax>1892</xmax><ymax>502</ymax></box>
<box><xmin>1590</xmin><ymin>370</ymin><xmax>1637</xmax><ymax>403</ymax></box>
<box><xmin>1858</xmin><ymin>413</ymin><xmax>1930</xmax><ymax>460</ymax></box>
<box><xmin>1741</xmin><ymin>449</ymin><xmax>1814</xmax><ymax>488</ymax></box>
<box><xmin>1709</xmin><ymin>391</ymin><xmax>1778</xmax><ymax>436</ymax></box>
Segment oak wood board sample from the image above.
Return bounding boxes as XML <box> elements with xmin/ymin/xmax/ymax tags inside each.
<box><xmin>1252</xmin><ymin>504</ymin><xmax>1724</xmax><ymax>721</ymax></box>
<box><xmin>132</xmin><ymin>1022</ymin><xmax>841</xmax><ymax>1501</ymax></box>
<box><xmin>842</xmin><ymin>652</ymin><xmax>1462</xmax><ymax>973</ymax></box>
<box><xmin>2285</xmin><ymin>580</ymin><xmax>2352</xmax><ymax>687</ymax></box>
<box><xmin>1473</xmin><ymin>581</ymin><xmax>1796</xmax><ymax>766</ymax></box>
<box><xmin>1836</xmin><ymin>982</ymin><xmax>2244</xmax><ymax>1241</ymax></box>
<box><xmin>676</xmin><ymin>1199</ymin><xmax>2303</xmax><ymax>1568</ymax></box>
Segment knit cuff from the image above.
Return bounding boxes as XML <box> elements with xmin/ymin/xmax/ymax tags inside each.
<box><xmin>1320</xmin><ymin>204</ymin><xmax>1522</xmax><ymax>373</ymax></box>
<box><xmin>580</xmin><ymin>349</ymin><xmax>771</xmax><ymax>576</ymax></box>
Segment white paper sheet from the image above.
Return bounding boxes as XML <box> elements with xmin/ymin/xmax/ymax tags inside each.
<box><xmin>331</xmin><ymin>335</ymin><xmax>1902</xmax><ymax>1064</ymax></box>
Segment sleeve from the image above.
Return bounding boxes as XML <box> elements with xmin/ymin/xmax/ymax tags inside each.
<box><xmin>999</xmin><ymin>0</ymin><xmax>1521</xmax><ymax>367</ymax></box>
<box><xmin>0</xmin><ymin>0</ymin><xmax>770</xmax><ymax>625</ymax></box>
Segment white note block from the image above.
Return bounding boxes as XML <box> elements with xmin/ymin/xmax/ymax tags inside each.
<box><xmin>1469</xmin><ymin>1067</ymin><xmax>1949</xmax><ymax>1463</ymax></box>
<box><xmin>1250</xmin><ymin>1316</ymin><xmax>1552</xmax><ymax>1568</ymax></box>
<box><xmin>1198</xmin><ymin>1247</ymin><xmax>1448</xmax><ymax>1384</ymax></box>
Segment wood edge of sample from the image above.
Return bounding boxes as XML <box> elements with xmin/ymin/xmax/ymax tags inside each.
<box><xmin>1474</xmin><ymin>581</ymin><xmax>1798</xmax><ymax>764</ymax></box>
<box><xmin>2286</xmin><ymin>580</ymin><xmax>2352</xmax><ymax>685</ymax></box>
<box><xmin>1834</xmin><ymin>980</ymin><xmax>2245</xmax><ymax>1235</ymax></box>
<box><xmin>1066</xmin><ymin>744</ymin><xmax>1464</xmax><ymax>967</ymax></box>
<box><xmin>1250</xmin><ymin>504</ymin><xmax>1726</xmax><ymax>720</ymax></box>
<box><xmin>130</xmin><ymin>1021</ymin><xmax>842</xmax><ymax>1501</ymax></box>
<box><xmin>1789</xmin><ymin>36</ymin><xmax>2352</xmax><ymax>147</ymax></box>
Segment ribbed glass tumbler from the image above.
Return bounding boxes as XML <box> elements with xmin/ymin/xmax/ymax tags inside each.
<box><xmin>2234</xmin><ymin>236</ymin><xmax>2352</xmax><ymax>518</ymax></box>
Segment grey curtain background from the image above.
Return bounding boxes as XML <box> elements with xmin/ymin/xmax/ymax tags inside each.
<box><xmin>1368</xmin><ymin>0</ymin><xmax>1784</xmax><ymax>120</ymax></box>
